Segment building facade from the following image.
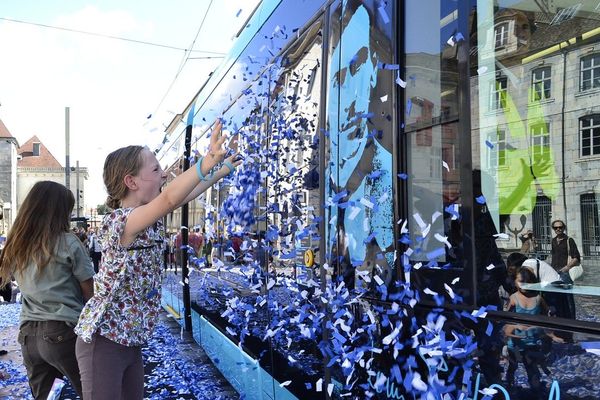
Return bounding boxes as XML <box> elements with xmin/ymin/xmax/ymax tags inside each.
<box><xmin>17</xmin><ymin>136</ymin><xmax>88</xmax><ymax>218</ymax></box>
<box><xmin>0</xmin><ymin>119</ymin><xmax>19</xmax><ymax>235</ymax></box>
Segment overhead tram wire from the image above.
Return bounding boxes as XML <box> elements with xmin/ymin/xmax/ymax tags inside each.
<box><xmin>0</xmin><ymin>16</ymin><xmax>225</xmax><ymax>55</ymax></box>
<box><xmin>150</xmin><ymin>0</ymin><xmax>216</xmax><ymax>120</ymax></box>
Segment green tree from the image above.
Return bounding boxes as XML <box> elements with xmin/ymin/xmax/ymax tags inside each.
<box><xmin>96</xmin><ymin>204</ymin><xmax>110</xmax><ymax>215</ymax></box>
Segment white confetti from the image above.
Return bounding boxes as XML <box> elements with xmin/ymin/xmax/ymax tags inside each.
<box><xmin>348</xmin><ymin>206</ymin><xmax>361</xmax><ymax>221</ymax></box>
<box><xmin>316</xmin><ymin>378</ymin><xmax>323</xmax><ymax>392</ymax></box>
<box><xmin>444</xmin><ymin>283</ymin><xmax>456</xmax><ymax>299</ymax></box>
<box><xmin>480</xmin><ymin>388</ymin><xmax>498</xmax><ymax>395</ymax></box>
<box><xmin>477</xmin><ymin>66</ymin><xmax>488</xmax><ymax>75</ymax></box>
<box><xmin>442</xmin><ymin>160</ymin><xmax>450</xmax><ymax>171</ymax></box>
<box><xmin>360</xmin><ymin>197</ymin><xmax>374</xmax><ymax>209</ymax></box>
<box><xmin>382</xmin><ymin>327</ymin><xmax>400</xmax><ymax>345</ymax></box>
<box><xmin>434</xmin><ymin>233</ymin><xmax>452</xmax><ymax>248</ymax></box>
<box><xmin>380</xmin><ymin>95</ymin><xmax>388</xmax><ymax>102</ymax></box>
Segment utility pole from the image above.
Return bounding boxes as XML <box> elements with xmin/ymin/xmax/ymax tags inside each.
<box><xmin>180</xmin><ymin>103</ymin><xmax>195</xmax><ymax>332</ymax></box>
<box><xmin>65</xmin><ymin>107</ymin><xmax>71</xmax><ymax>189</ymax></box>
<box><xmin>76</xmin><ymin>160</ymin><xmax>80</xmax><ymax>217</ymax></box>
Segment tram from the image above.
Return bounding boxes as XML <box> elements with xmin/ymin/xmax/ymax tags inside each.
<box><xmin>159</xmin><ymin>1</ymin><xmax>600</xmax><ymax>399</ymax></box>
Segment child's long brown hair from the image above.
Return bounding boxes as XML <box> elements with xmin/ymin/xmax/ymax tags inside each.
<box><xmin>0</xmin><ymin>181</ymin><xmax>74</xmax><ymax>284</ymax></box>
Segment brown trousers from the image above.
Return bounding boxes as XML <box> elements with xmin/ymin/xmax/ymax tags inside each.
<box><xmin>18</xmin><ymin>320</ymin><xmax>83</xmax><ymax>399</ymax></box>
<box><xmin>75</xmin><ymin>334</ymin><xmax>144</xmax><ymax>400</ymax></box>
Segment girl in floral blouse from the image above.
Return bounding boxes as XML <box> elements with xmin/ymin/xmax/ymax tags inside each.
<box><xmin>75</xmin><ymin>120</ymin><xmax>239</xmax><ymax>399</ymax></box>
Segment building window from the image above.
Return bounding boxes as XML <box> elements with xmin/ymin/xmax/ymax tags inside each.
<box><xmin>494</xmin><ymin>22</ymin><xmax>509</xmax><ymax>48</ymax></box>
<box><xmin>32</xmin><ymin>142</ymin><xmax>40</xmax><ymax>156</ymax></box>
<box><xmin>489</xmin><ymin>77</ymin><xmax>507</xmax><ymax>110</ymax></box>
<box><xmin>580</xmin><ymin>115</ymin><xmax>600</xmax><ymax>157</ymax></box>
<box><xmin>532</xmin><ymin>195</ymin><xmax>552</xmax><ymax>255</ymax></box>
<box><xmin>581</xmin><ymin>193</ymin><xmax>600</xmax><ymax>257</ymax></box>
<box><xmin>531</xmin><ymin>66</ymin><xmax>551</xmax><ymax>101</ymax></box>
<box><xmin>488</xmin><ymin>129</ymin><xmax>507</xmax><ymax>168</ymax></box>
<box><xmin>530</xmin><ymin>123</ymin><xmax>550</xmax><ymax>160</ymax></box>
<box><xmin>580</xmin><ymin>54</ymin><xmax>600</xmax><ymax>91</ymax></box>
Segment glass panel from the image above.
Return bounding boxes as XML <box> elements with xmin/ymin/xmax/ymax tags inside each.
<box><xmin>404</xmin><ymin>0</ymin><xmax>468</xmax><ymax>300</ymax></box>
<box><xmin>475</xmin><ymin>320</ymin><xmax>600</xmax><ymax>398</ymax></box>
<box><xmin>325</xmin><ymin>0</ymin><xmax>395</xmax><ymax>295</ymax></box>
<box><xmin>471</xmin><ymin>0</ymin><xmax>600</xmax><ymax>322</ymax></box>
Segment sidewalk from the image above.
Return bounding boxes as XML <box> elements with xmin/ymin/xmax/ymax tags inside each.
<box><xmin>0</xmin><ymin>303</ymin><xmax>237</xmax><ymax>400</ymax></box>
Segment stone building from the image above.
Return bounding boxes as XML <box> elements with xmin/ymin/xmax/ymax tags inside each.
<box><xmin>470</xmin><ymin>9</ymin><xmax>600</xmax><ymax>262</ymax></box>
<box><xmin>0</xmin><ymin>119</ymin><xmax>19</xmax><ymax>235</ymax></box>
<box><xmin>17</xmin><ymin>136</ymin><xmax>88</xmax><ymax>218</ymax></box>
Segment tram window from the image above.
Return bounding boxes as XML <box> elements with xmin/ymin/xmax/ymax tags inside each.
<box><xmin>470</xmin><ymin>0</ymin><xmax>600</xmax><ymax>321</ymax></box>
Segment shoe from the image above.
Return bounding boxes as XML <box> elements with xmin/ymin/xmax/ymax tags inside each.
<box><xmin>0</xmin><ymin>350</ymin><xmax>7</xmax><ymax>356</ymax></box>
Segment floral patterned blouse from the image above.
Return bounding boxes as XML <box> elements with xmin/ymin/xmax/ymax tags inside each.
<box><xmin>75</xmin><ymin>208</ymin><xmax>164</xmax><ymax>346</ymax></box>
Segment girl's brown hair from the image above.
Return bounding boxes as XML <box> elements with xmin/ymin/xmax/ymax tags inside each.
<box><xmin>0</xmin><ymin>181</ymin><xmax>74</xmax><ymax>284</ymax></box>
<box><xmin>103</xmin><ymin>145</ymin><xmax>145</xmax><ymax>209</ymax></box>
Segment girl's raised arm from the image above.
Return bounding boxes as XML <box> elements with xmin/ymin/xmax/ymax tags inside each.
<box><xmin>122</xmin><ymin>121</ymin><xmax>228</xmax><ymax>247</ymax></box>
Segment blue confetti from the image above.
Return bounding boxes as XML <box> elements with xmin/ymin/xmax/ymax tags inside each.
<box><xmin>378</xmin><ymin>6</ymin><xmax>390</xmax><ymax>24</ymax></box>
<box><xmin>485</xmin><ymin>321</ymin><xmax>493</xmax><ymax>336</ymax></box>
<box><xmin>475</xmin><ymin>195</ymin><xmax>486</xmax><ymax>204</ymax></box>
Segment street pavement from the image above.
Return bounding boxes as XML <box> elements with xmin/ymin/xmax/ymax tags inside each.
<box><xmin>0</xmin><ymin>303</ymin><xmax>237</xmax><ymax>400</ymax></box>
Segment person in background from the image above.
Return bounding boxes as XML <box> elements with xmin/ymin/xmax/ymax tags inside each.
<box><xmin>550</xmin><ymin>220</ymin><xmax>580</xmax><ymax>277</ymax></box>
<box><xmin>88</xmin><ymin>228</ymin><xmax>102</xmax><ymax>273</ymax></box>
<box><xmin>74</xmin><ymin>120</ymin><xmax>239</xmax><ymax>399</ymax></box>
<box><xmin>0</xmin><ymin>181</ymin><xmax>94</xmax><ymax>399</ymax></box>
<box><xmin>503</xmin><ymin>267</ymin><xmax>563</xmax><ymax>391</ymax></box>
<box><xmin>519</xmin><ymin>230</ymin><xmax>537</xmax><ymax>257</ymax></box>
<box><xmin>506</xmin><ymin>251</ymin><xmax>575</xmax><ymax>336</ymax></box>
<box><xmin>0</xmin><ymin>280</ymin><xmax>12</xmax><ymax>357</ymax></box>
<box><xmin>189</xmin><ymin>227</ymin><xmax>204</xmax><ymax>258</ymax></box>
<box><xmin>203</xmin><ymin>230</ymin><xmax>213</xmax><ymax>268</ymax></box>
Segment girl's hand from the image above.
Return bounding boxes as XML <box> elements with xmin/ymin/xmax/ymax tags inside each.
<box><xmin>207</xmin><ymin>120</ymin><xmax>227</xmax><ymax>164</ymax></box>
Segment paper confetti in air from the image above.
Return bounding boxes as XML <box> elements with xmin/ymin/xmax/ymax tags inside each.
<box><xmin>378</xmin><ymin>6</ymin><xmax>390</xmax><ymax>24</ymax></box>
<box><xmin>380</xmin><ymin>95</ymin><xmax>388</xmax><ymax>102</ymax></box>
<box><xmin>477</xmin><ymin>66</ymin><xmax>488</xmax><ymax>75</ymax></box>
<box><xmin>396</xmin><ymin>73</ymin><xmax>407</xmax><ymax>88</ymax></box>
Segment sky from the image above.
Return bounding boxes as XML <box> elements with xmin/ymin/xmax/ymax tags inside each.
<box><xmin>0</xmin><ymin>0</ymin><xmax>260</xmax><ymax>211</ymax></box>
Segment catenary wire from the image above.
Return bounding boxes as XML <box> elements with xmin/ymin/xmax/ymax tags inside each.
<box><xmin>0</xmin><ymin>16</ymin><xmax>225</xmax><ymax>55</ymax></box>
